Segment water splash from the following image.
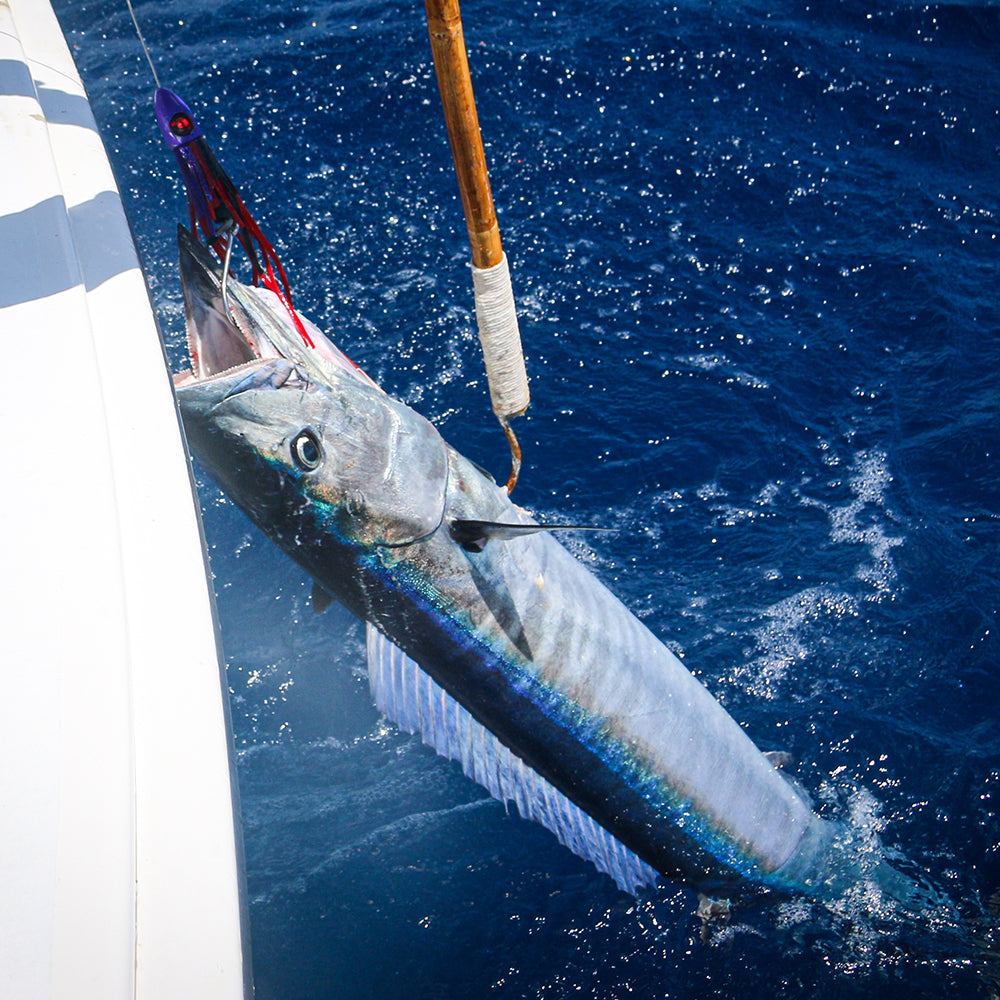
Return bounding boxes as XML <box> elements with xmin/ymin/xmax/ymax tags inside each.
<box><xmin>799</xmin><ymin>449</ymin><xmax>905</xmax><ymax>604</ymax></box>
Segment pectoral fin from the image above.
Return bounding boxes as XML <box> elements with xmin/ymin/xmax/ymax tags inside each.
<box><xmin>311</xmin><ymin>581</ymin><xmax>335</xmax><ymax>613</ymax></box>
<box><xmin>449</xmin><ymin>518</ymin><xmax>612</xmax><ymax>553</ymax></box>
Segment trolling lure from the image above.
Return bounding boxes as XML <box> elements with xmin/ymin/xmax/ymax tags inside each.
<box><xmin>153</xmin><ymin>87</ymin><xmax>314</xmax><ymax>348</ymax></box>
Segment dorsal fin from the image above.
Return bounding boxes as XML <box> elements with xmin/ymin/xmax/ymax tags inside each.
<box><xmin>365</xmin><ymin>623</ymin><xmax>657</xmax><ymax>893</ymax></box>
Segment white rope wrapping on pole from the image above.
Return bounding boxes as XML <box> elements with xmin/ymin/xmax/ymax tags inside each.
<box><xmin>471</xmin><ymin>252</ymin><xmax>530</xmax><ymax>421</ymax></box>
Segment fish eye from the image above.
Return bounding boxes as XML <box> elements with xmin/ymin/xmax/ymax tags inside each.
<box><xmin>169</xmin><ymin>112</ymin><xmax>195</xmax><ymax>137</ymax></box>
<box><xmin>291</xmin><ymin>430</ymin><xmax>322</xmax><ymax>471</ymax></box>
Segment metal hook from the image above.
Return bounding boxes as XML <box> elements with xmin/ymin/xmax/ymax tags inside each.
<box><xmin>221</xmin><ymin>225</ymin><xmax>239</xmax><ymax>318</ymax></box>
<box><xmin>501</xmin><ymin>417</ymin><xmax>522</xmax><ymax>494</ymax></box>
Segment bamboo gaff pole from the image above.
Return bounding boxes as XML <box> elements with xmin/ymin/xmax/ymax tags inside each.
<box><xmin>425</xmin><ymin>0</ymin><xmax>530</xmax><ymax>492</ymax></box>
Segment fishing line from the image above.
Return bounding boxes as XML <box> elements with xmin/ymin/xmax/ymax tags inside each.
<box><xmin>125</xmin><ymin>0</ymin><xmax>161</xmax><ymax>89</ymax></box>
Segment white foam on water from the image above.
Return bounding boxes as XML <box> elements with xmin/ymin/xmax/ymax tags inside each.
<box><xmin>765</xmin><ymin>777</ymin><xmax>964</xmax><ymax>978</ymax></box>
<box><xmin>734</xmin><ymin>586</ymin><xmax>861</xmax><ymax>699</ymax></box>
<box><xmin>711</xmin><ymin>450</ymin><xmax>904</xmax><ymax>701</ymax></box>
<box><xmin>800</xmin><ymin>448</ymin><xmax>905</xmax><ymax>604</ymax></box>
<box><xmin>708</xmin><ymin>479</ymin><xmax>785</xmax><ymax>528</ymax></box>
<box><xmin>676</xmin><ymin>352</ymin><xmax>771</xmax><ymax>389</ymax></box>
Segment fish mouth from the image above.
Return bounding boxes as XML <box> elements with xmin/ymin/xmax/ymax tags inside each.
<box><xmin>172</xmin><ymin>225</ymin><xmax>373</xmax><ymax>393</ymax></box>
<box><xmin>172</xmin><ymin>225</ymin><xmax>277</xmax><ymax>388</ymax></box>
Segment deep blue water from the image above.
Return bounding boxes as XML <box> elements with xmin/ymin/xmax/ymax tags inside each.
<box><xmin>57</xmin><ymin>1</ymin><xmax>999</xmax><ymax>996</ymax></box>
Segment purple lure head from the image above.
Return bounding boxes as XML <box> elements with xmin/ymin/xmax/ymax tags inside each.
<box><xmin>154</xmin><ymin>87</ymin><xmax>205</xmax><ymax>148</ymax></box>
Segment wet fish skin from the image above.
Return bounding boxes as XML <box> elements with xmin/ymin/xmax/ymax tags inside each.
<box><xmin>174</xmin><ymin>231</ymin><xmax>908</xmax><ymax>901</ymax></box>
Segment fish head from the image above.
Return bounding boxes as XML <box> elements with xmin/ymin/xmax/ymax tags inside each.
<box><xmin>173</xmin><ymin>231</ymin><xmax>448</xmax><ymax>551</ymax></box>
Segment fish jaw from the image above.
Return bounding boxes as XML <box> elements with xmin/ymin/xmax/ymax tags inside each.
<box><xmin>174</xmin><ymin>359</ymin><xmax>312</xmax><ymax>531</ymax></box>
<box><xmin>174</xmin><ymin>225</ymin><xmax>376</xmax><ymax>389</ymax></box>
<box><xmin>177</xmin><ymin>225</ymin><xmax>262</xmax><ymax>380</ymax></box>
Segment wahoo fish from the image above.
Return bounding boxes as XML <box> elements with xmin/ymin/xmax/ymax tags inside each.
<box><xmin>173</xmin><ymin>226</ymin><xmax>916</xmax><ymax>903</ymax></box>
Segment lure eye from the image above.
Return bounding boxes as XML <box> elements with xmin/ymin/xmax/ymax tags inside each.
<box><xmin>291</xmin><ymin>430</ymin><xmax>322</xmax><ymax>471</ymax></box>
<box><xmin>169</xmin><ymin>112</ymin><xmax>195</xmax><ymax>137</ymax></box>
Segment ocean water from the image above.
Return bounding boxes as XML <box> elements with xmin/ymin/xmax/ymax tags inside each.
<box><xmin>56</xmin><ymin>0</ymin><xmax>999</xmax><ymax>996</ymax></box>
